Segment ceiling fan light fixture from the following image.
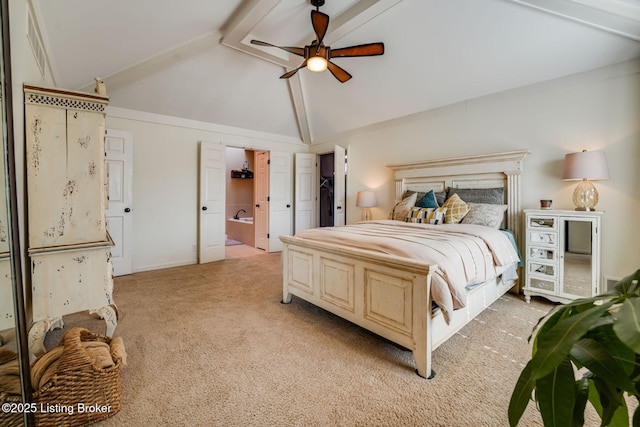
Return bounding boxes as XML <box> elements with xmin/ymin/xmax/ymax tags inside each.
<box><xmin>252</xmin><ymin>2</ymin><xmax>383</xmax><ymax>83</ymax></box>
<box><xmin>307</xmin><ymin>56</ymin><xmax>328</xmax><ymax>72</ymax></box>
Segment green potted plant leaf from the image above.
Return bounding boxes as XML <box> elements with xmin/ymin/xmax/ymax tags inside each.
<box><xmin>509</xmin><ymin>269</ymin><xmax>640</xmax><ymax>427</ymax></box>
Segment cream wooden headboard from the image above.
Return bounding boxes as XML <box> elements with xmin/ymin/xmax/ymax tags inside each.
<box><xmin>387</xmin><ymin>150</ymin><xmax>529</xmax><ymax>244</ymax></box>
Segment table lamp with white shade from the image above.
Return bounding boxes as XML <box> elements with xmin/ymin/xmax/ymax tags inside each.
<box><xmin>562</xmin><ymin>149</ymin><xmax>609</xmax><ymax>211</ymax></box>
<box><xmin>356</xmin><ymin>190</ymin><xmax>377</xmax><ymax>221</ymax></box>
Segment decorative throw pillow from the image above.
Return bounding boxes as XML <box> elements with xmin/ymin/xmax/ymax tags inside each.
<box><xmin>388</xmin><ymin>192</ymin><xmax>417</xmax><ymax>221</ymax></box>
<box><xmin>434</xmin><ymin>191</ymin><xmax>447</xmax><ymax>206</ymax></box>
<box><xmin>441</xmin><ymin>193</ymin><xmax>470</xmax><ymax>224</ymax></box>
<box><xmin>415</xmin><ymin>190</ymin><xmax>439</xmax><ymax>209</ymax></box>
<box><xmin>403</xmin><ymin>190</ymin><xmax>426</xmax><ymax>202</ymax></box>
<box><xmin>405</xmin><ymin>206</ymin><xmax>447</xmax><ymax>224</ymax></box>
<box><xmin>446</xmin><ymin>187</ymin><xmax>504</xmax><ymax>205</ymax></box>
<box><xmin>461</xmin><ymin>203</ymin><xmax>508</xmax><ymax>229</ymax></box>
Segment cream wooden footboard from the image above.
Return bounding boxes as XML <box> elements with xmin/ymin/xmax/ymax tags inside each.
<box><xmin>281</xmin><ymin>234</ymin><xmax>516</xmax><ymax>378</ymax></box>
<box><xmin>282</xmin><ymin>150</ymin><xmax>528</xmax><ymax>377</ymax></box>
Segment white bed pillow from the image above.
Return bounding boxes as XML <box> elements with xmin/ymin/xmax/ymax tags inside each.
<box><xmin>388</xmin><ymin>192</ymin><xmax>417</xmax><ymax>221</ymax></box>
<box><xmin>461</xmin><ymin>203</ymin><xmax>508</xmax><ymax>229</ymax></box>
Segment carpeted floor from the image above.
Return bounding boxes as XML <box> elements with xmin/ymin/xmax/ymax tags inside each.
<box><xmin>43</xmin><ymin>253</ymin><xmax>602</xmax><ymax>426</ymax></box>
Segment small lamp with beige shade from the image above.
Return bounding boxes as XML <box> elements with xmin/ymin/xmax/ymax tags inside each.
<box><xmin>356</xmin><ymin>190</ymin><xmax>377</xmax><ymax>221</ymax></box>
<box><xmin>562</xmin><ymin>149</ymin><xmax>609</xmax><ymax>211</ymax></box>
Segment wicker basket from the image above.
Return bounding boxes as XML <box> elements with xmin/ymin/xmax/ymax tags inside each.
<box><xmin>0</xmin><ymin>391</ymin><xmax>25</xmax><ymax>427</ymax></box>
<box><xmin>33</xmin><ymin>327</ymin><xmax>123</xmax><ymax>426</ymax></box>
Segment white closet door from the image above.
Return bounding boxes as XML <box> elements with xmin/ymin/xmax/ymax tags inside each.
<box><xmin>268</xmin><ymin>151</ymin><xmax>292</xmax><ymax>252</ymax></box>
<box><xmin>333</xmin><ymin>145</ymin><xmax>346</xmax><ymax>226</ymax></box>
<box><xmin>198</xmin><ymin>141</ymin><xmax>226</xmax><ymax>263</ymax></box>
<box><xmin>105</xmin><ymin>129</ymin><xmax>133</xmax><ymax>276</ymax></box>
<box><xmin>294</xmin><ymin>153</ymin><xmax>317</xmax><ymax>234</ymax></box>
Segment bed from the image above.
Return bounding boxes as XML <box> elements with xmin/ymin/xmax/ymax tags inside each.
<box><xmin>280</xmin><ymin>150</ymin><xmax>529</xmax><ymax>378</ymax></box>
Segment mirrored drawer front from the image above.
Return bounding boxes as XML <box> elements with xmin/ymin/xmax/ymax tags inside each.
<box><xmin>529</xmin><ymin>231</ymin><xmax>556</xmax><ymax>246</ymax></box>
<box><xmin>528</xmin><ymin>262</ymin><xmax>556</xmax><ymax>278</ymax></box>
<box><xmin>529</xmin><ymin>217</ymin><xmax>556</xmax><ymax>229</ymax></box>
<box><xmin>528</xmin><ymin>277</ymin><xmax>555</xmax><ymax>293</ymax></box>
<box><xmin>529</xmin><ymin>247</ymin><xmax>556</xmax><ymax>261</ymax></box>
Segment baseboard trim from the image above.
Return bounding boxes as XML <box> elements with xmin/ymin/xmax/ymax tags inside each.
<box><xmin>133</xmin><ymin>259</ymin><xmax>198</xmax><ymax>274</ymax></box>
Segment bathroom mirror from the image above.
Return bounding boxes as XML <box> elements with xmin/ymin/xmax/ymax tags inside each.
<box><xmin>1</xmin><ymin>0</ymin><xmax>31</xmax><ymax>425</ymax></box>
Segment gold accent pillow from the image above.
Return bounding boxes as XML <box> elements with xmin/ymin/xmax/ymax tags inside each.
<box><xmin>442</xmin><ymin>193</ymin><xmax>470</xmax><ymax>224</ymax></box>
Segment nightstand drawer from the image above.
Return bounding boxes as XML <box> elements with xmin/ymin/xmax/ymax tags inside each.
<box><xmin>529</xmin><ymin>231</ymin><xmax>557</xmax><ymax>246</ymax></box>
<box><xmin>528</xmin><ymin>216</ymin><xmax>557</xmax><ymax>230</ymax></box>
<box><xmin>528</xmin><ymin>262</ymin><xmax>556</xmax><ymax>278</ymax></box>
<box><xmin>528</xmin><ymin>277</ymin><xmax>555</xmax><ymax>293</ymax></box>
<box><xmin>528</xmin><ymin>247</ymin><xmax>556</xmax><ymax>262</ymax></box>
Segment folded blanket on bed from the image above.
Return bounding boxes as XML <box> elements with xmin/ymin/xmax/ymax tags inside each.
<box><xmin>294</xmin><ymin>220</ymin><xmax>520</xmax><ymax>323</ymax></box>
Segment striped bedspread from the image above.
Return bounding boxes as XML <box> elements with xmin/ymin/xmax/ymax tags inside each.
<box><xmin>294</xmin><ymin>220</ymin><xmax>521</xmax><ymax>322</ymax></box>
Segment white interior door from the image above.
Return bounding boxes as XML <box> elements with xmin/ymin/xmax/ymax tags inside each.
<box><xmin>198</xmin><ymin>141</ymin><xmax>226</xmax><ymax>263</ymax></box>
<box><xmin>294</xmin><ymin>153</ymin><xmax>317</xmax><ymax>234</ymax></box>
<box><xmin>333</xmin><ymin>145</ymin><xmax>346</xmax><ymax>226</ymax></box>
<box><xmin>255</xmin><ymin>151</ymin><xmax>269</xmax><ymax>251</ymax></box>
<box><xmin>105</xmin><ymin>129</ymin><xmax>133</xmax><ymax>276</ymax></box>
<box><xmin>268</xmin><ymin>151</ymin><xmax>292</xmax><ymax>252</ymax></box>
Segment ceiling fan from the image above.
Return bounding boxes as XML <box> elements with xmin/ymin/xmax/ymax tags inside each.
<box><xmin>250</xmin><ymin>0</ymin><xmax>384</xmax><ymax>83</ymax></box>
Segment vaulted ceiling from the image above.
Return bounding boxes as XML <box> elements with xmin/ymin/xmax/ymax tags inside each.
<box><xmin>31</xmin><ymin>0</ymin><xmax>640</xmax><ymax>145</ymax></box>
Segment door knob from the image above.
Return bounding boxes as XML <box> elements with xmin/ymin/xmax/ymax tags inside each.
<box><xmin>124</xmin><ymin>207</ymin><xmax>131</xmax><ymax>213</ymax></box>
<box><xmin>337</xmin><ymin>206</ymin><xmax>342</xmax><ymax>210</ymax></box>
<box><xmin>286</xmin><ymin>204</ymin><xmax>291</xmax><ymax>208</ymax></box>
<box><xmin>202</xmin><ymin>206</ymin><xmax>207</xmax><ymax>211</ymax></box>
<box><xmin>255</xmin><ymin>204</ymin><xmax>260</xmax><ymax>208</ymax></box>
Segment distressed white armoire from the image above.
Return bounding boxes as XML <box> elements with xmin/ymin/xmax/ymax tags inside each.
<box><xmin>24</xmin><ymin>84</ymin><xmax>117</xmax><ymax>356</ymax></box>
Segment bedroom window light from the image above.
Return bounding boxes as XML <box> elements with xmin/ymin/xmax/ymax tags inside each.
<box><xmin>562</xmin><ymin>149</ymin><xmax>609</xmax><ymax>211</ymax></box>
<box><xmin>356</xmin><ymin>190</ymin><xmax>377</xmax><ymax>221</ymax></box>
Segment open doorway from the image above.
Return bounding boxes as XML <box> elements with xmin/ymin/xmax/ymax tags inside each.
<box><xmin>225</xmin><ymin>147</ymin><xmax>263</xmax><ymax>258</ymax></box>
<box><xmin>199</xmin><ymin>143</ymin><xmax>292</xmax><ymax>263</ymax></box>
<box><xmin>319</xmin><ymin>152</ymin><xmax>334</xmax><ymax>227</ymax></box>
<box><xmin>293</xmin><ymin>145</ymin><xmax>346</xmax><ymax>234</ymax></box>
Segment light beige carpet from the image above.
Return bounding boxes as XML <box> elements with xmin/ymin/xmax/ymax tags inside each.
<box><xmin>44</xmin><ymin>253</ymin><xmax>598</xmax><ymax>426</ymax></box>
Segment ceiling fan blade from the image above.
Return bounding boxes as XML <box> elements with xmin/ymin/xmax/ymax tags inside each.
<box><xmin>311</xmin><ymin>10</ymin><xmax>329</xmax><ymax>46</ymax></box>
<box><xmin>330</xmin><ymin>43</ymin><xmax>384</xmax><ymax>58</ymax></box>
<box><xmin>326</xmin><ymin>61</ymin><xmax>352</xmax><ymax>83</ymax></box>
<box><xmin>280</xmin><ymin>60</ymin><xmax>308</xmax><ymax>79</ymax></box>
<box><xmin>250</xmin><ymin>39</ymin><xmax>305</xmax><ymax>57</ymax></box>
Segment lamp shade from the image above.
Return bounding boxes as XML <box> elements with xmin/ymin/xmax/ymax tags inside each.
<box><xmin>356</xmin><ymin>190</ymin><xmax>377</xmax><ymax>208</ymax></box>
<box><xmin>562</xmin><ymin>150</ymin><xmax>609</xmax><ymax>181</ymax></box>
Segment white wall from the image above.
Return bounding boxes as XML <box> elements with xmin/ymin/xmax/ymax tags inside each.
<box><xmin>8</xmin><ymin>0</ymin><xmax>56</xmax><ymax>285</ymax></box>
<box><xmin>105</xmin><ymin>109</ymin><xmax>305</xmax><ymax>272</ymax></box>
<box><xmin>312</xmin><ymin>60</ymin><xmax>640</xmax><ymax>281</ymax></box>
